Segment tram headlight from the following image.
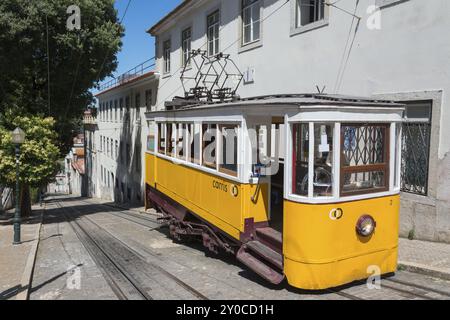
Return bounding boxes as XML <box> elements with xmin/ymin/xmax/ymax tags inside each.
<box><xmin>356</xmin><ymin>215</ymin><xmax>376</xmax><ymax>237</ymax></box>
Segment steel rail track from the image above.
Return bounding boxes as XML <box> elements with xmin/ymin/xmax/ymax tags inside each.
<box><xmin>327</xmin><ymin>289</ymin><xmax>365</xmax><ymax>300</ymax></box>
<box><xmin>58</xmin><ymin>199</ymin><xmax>208</xmax><ymax>300</ymax></box>
<box><xmin>78</xmin><ymin>210</ymin><xmax>209</xmax><ymax>300</ymax></box>
<box><xmin>384</xmin><ymin>277</ymin><xmax>450</xmax><ymax>298</ymax></box>
<box><xmin>53</xmin><ymin>197</ymin><xmax>450</xmax><ymax>301</ymax></box>
<box><xmin>77</xmin><ymin>199</ymin><xmax>164</xmax><ymax>229</ymax></box>
<box><xmin>57</xmin><ymin>202</ymin><xmax>153</xmax><ymax>300</ymax></box>
<box><xmin>380</xmin><ymin>282</ymin><xmax>435</xmax><ymax>300</ymax></box>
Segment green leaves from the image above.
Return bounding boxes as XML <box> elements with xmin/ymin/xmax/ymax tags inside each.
<box><xmin>0</xmin><ymin>115</ymin><xmax>60</xmax><ymax>188</ymax></box>
<box><xmin>0</xmin><ymin>0</ymin><xmax>123</xmax><ymax>153</ymax></box>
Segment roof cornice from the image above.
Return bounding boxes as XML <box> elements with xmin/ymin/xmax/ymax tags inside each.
<box><xmin>147</xmin><ymin>0</ymin><xmax>206</xmax><ymax>36</ymax></box>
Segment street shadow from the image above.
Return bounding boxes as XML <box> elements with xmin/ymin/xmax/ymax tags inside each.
<box><xmin>29</xmin><ymin>263</ymin><xmax>84</xmax><ymax>294</ymax></box>
<box><xmin>0</xmin><ymin>284</ymin><xmax>26</xmax><ymax>300</ymax></box>
<box><xmin>0</xmin><ymin>212</ymin><xmax>41</xmax><ymax>226</ymax></box>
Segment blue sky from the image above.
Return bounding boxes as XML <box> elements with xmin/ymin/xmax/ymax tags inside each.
<box><xmin>103</xmin><ymin>0</ymin><xmax>182</xmax><ymax>81</ymax></box>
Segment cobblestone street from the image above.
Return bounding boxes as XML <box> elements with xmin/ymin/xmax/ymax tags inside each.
<box><xmin>27</xmin><ymin>196</ymin><xmax>450</xmax><ymax>300</ymax></box>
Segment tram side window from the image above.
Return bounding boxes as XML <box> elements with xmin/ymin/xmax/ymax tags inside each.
<box><xmin>167</xmin><ymin>123</ymin><xmax>176</xmax><ymax>157</ymax></box>
<box><xmin>340</xmin><ymin>124</ymin><xmax>389</xmax><ymax>196</ymax></box>
<box><xmin>202</xmin><ymin>124</ymin><xmax>217</xmax><ymax>169</ymax></box>
<box><xmin>158</xmin><ymin>123</ymin><xmax>166</xmax><ymax>154</ymax></box>
<box><xmin>219</xmin><ymin>124</ymin><xmax>238</xmax><ymax>177</ymax></box>
<box><xmin>292</xmin><ymin>123</ymin><xmax>309</xmax><ymax>196</ymax></box>
<box><xmin>176</xmin><ymin>123</ymin><xmax>186</xmax><ymax>160</ymax></box>
<box><xmin>313</xmin><ymin>123</ymin><xmax>334</xmax><ymax>197</ymax></box>
<box><xmin>187</xmin><ymin>123</ymin><xmax>201</xmax><ymax>164</ymax></box>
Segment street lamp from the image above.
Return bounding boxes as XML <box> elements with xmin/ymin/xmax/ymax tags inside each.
<box><xmin>11</xmin><ymin>127</ymin><xmax>25</xmax><ymax>245</ymax></box>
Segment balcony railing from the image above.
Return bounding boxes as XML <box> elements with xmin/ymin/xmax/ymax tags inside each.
<box><xmin>97</xmin><ymin>58</ymin><xmax>156</xmax><ymax>92</ymax></box>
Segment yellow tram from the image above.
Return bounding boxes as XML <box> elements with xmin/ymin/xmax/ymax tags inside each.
<box><xmin>144</xmin><ymin>94</ymin><xmax>404</xmax><ymax>290</ymax></box>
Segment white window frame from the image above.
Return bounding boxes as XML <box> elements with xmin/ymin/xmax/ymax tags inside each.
<box><xmin>153</xmin><ymin>119</ymin><xmax>243</xmax><ymax>183</ymax></box>
<box><xmin>286</xmin><ymin>120</ymin><xmax>400</xmax><ymax>204</ymax></box>
<box><xmin>207</xmin><ymin>10</ymin><xmax>220</xmax><ymax>57</ymax></box>
<box><xmin>181</xmin><ymin>27</ymin><xmax>192</xmax><ymax>67</ymax></box>
<box><xmin>290</xmin><ymin>0</ymin><xmax>329</xmax><ymax>36</ymax></box>
<box><xmin>241</xmin><ymin>0</ymin><xmax>261</xmax><ymax>46</ymax></box>
<box><xmin>163</xmin><ymin>39</ymin><xmax>171</xmax><ymax>74</ymax></box>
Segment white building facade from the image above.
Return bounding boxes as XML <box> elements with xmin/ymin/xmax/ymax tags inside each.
<box><xmin>90</xmin><ymin>65</ymin><xmax>159</xmax><ymax>205</ymax></box>
<box><xmin>148</xmin><ymin>0</ymin><xmax>450</xmax><ymax>242</ymax></box>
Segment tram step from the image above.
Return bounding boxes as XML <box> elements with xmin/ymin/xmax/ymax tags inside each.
<box><xmin>237</xmin><ymin>243</ymin><xmax>285</xmax><ymax>285</ymax></box>
<box><xmin>246</xmin><ymin>241</ymin><xmax>283</xmax><ymax>270</ymax></box>
<box><xmin>255</xmin><ymin>227</ymin><xmax>282</xmax><ymax>252</ymax></box>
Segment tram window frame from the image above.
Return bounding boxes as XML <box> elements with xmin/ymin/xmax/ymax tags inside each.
<box><xmin>340</xmin><ymin>123</ymin><xmax>390</xmax><ymax>197</ymax></box>
<box><xmin>291</xmin><ymin>123</ymin><xmax>310</xmax><ymax>197</ymax></box>
<box><xmin>312</xmin><ymin>123</ymin><xmax>334</xmax><ymax>198</ymax></box>
<box><xmin>202</xmin><ymin>123</ymin><xmax>217</xmax><ymax>170</ymax></box>
<box><xmin>167</xmin><ymin>123</ymin><xmax>176</xmax><ymax>157</ymax></box>
<box><xmin>157</xmin><ymin>123</ymin><xmax>166</xmax><ymax>155</ymax></box>
<box><xmin>186</xmin><ymin>123</ymin><xmax>201</xmax><ymax>165</ymax></box>
<box><xmin>218</xmin><ymin>124</ymin><xmax>239</xmax><ymax>177</ymax></box>
<box><xmin>176</xmin><ymin>123</ymin><xmax>186</xmax><ymax>160</ymax></box>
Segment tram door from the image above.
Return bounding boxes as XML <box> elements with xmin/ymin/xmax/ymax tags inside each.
<box><xmin>255</xmin><ymin>117</ymin><xmax>284</xmax><ymax>232</ymax></box>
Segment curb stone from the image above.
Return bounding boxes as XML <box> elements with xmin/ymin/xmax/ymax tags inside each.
<box><xmin>398</xmin><ymin>260</ymin><xmax>450</xmax><ymax>281</ymax></box>
<box><xmin>15</xmin><ymin>205</ymin><xmax>44</xmax><ymax>300</ymax></box>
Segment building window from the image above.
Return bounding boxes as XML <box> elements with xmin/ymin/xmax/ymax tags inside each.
<box><xmin>125</xmin><ymin>96</ymin><xmax>130</xmax><ymax>113</ymax></box>
<box><xmin>145</xmin><ymin>89</ymin><xmax>153</xmax><ymax>112</ymax></box>
<box><xmin>135</xmin><ymin>144</ymin><xmax>141</xmax><ymax>173</ymax></box>
<box><xmin>242</xmin><ymin>0</ymin><xmax>261</xmax><ymax>45</ymax></box>
<box><xmin>113</xmin><ymin>100</ymin><xmax>117</xmax><ymax>122</ymax></box>
<box><xmin>115</xmin><ymin>140</ymin><xmax>119</xmax><ymax>160</ymax></box>
<box><xmin>119</xmin><ymin>98</ymin><xmax>123</xmax><ymax>121</ymax></box>
<box><xmin>120</xmin><ymin>141</ymin><xmax>124</xmax><ymax>163</ymax></box>
<box><xmin>340</xmin><ymin>124</ymin><xmax>389</xmax><ymax>196</ymax></box>
<box><xmin>296</xmin><ymin>0</ymin><xmax>325</xmax><ymax>27</ymax></box>
<box><xmin>207</xmin><ymin>10</ymin><xmax>220</xmax><ymax>56</ymax></box>
<box><xmin>135</xmin><ymin>92</ymin><xmax>141</xmax><ymax>110</ymax></box>
<box><xmin>181</xmin><ymin>27</ymin><xmax>192</xmax><ymax>67</ymax></box>
<box><xmin>163</xmin><ymin>39</ymin><xmax>171</xmax><ymax>73</ymax></box>
<box><xmin>401</xmin><ymin>101</ymin><xmax>432</xmax><ymax>196</ymax></box>
<box><xmin>126</xmin><ymin>143</ymin><xmax>131</xmax><ymax>166</ymax></box>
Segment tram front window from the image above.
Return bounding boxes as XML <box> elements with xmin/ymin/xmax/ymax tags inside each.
<box><xmin>292</xmin><ymin>123</ymin><xmax>309</xmax><ymax>196</ymax></box>
<box><xmin>313</xmin><ymin>123</ymin><xmax>333</xmax><ymax>197</ymax></box>
<box><xmin>340</xmin><ymin>124</ymin><xmax>389</xmax><ymax>196</ymax></box>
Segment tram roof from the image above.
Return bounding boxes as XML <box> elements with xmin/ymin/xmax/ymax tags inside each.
<box><xmin>156</xmin><ymin>94</ymin><xmax>405</xmax><ymax>113</ymax></box>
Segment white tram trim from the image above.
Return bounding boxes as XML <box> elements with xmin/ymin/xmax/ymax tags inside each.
<box><xmin>146</xmin><ymin>94</ymin><xmax>405</xmax><ymax>205</ymax></box>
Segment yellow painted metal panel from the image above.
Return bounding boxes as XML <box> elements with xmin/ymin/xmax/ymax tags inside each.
<box><xmin>146</xmin><ymin>155</ymin><xmax>272</xmax><ymax>239</ymax></box>
<box><xmin>283</xmin><ymin>195</ymin><xmax>399</xmax><ymax>289</ymax></box>
<box><xmin>243</xmin><ymin>184</ymin><xmax>270</xmax><ymax>223</ymax></box>
<box><xmin>145</xmin><ymin>153</ymin><xmax>156</xmax><ymax>187</ymax></box>
<box><xmin>284</xmin><ymin>248</ymin><xmax>398</xmax><ymax>290</ymax></box>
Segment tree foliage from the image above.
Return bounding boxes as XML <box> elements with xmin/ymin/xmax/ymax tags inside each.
<box><xmin>0</xmin><ymin>111</ymin><xmax>60</xmax><ymax>189</ymax></box>
<box><xmin>0</xmin><ymin>0</ymin><xmax>123</xmax><ymax>152</ymax></box>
